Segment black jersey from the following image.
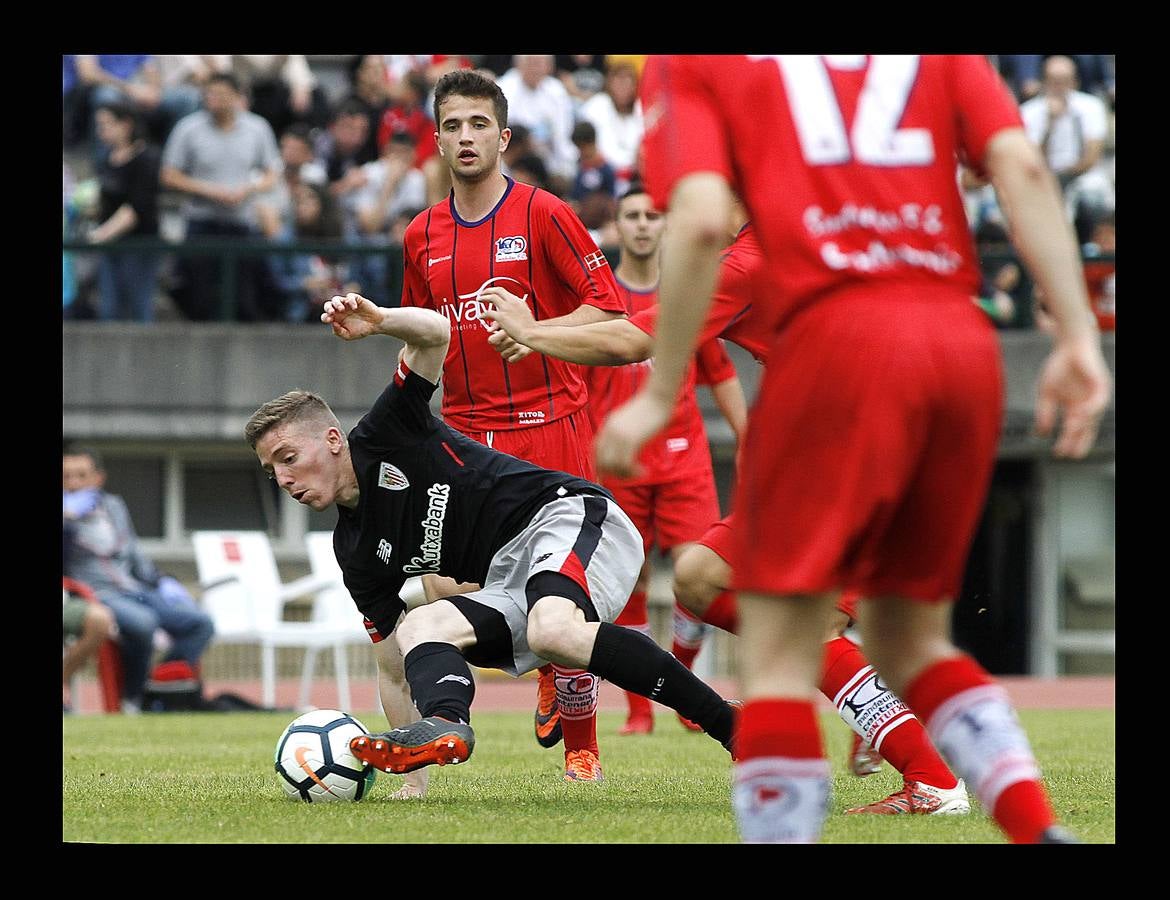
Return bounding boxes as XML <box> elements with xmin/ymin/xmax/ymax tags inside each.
<box><xmin>334</xmin><ymin>359</ymin><xmax>612</xmax><ymax>636</ymax></box>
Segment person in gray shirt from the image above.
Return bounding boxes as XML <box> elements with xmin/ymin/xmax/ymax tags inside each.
<box><xmin>161</xmin><ymin>72</ymin><xmax>283</xmax><ymax>321</ymax></box>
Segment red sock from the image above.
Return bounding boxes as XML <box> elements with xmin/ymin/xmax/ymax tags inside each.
<box><xmin>701</xmin><ymin>590</ymin><xmax>739</xmax><ymax>634</ymax></box>
<box><xmin>906</xmin><ymin>656</ymin><xmax>1057</xmax><ymax>844</ymax></box>
<box><xmin>736</xmin><ymin>698</ymin><xmax>822</xmax><ymax>761</ymax></box>
<box><xmin>553</xmin><ymin>665</ymin><xmax>600</xmax><ymax>756</ymax></box>
<box><xmin>818</xmin><ymin>637</ymin><xmax>956</xmax><ymax>788</ymax></box>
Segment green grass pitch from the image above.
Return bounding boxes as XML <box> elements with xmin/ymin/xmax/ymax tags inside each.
<box><xmin>62</xmin><ymin>709</ymin><xmax>1114</xmax><ymax>844</ymax></box>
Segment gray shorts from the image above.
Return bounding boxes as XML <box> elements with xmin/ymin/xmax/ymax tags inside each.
<box><xmin>451</xmin><ymin>494</ymin><xmax>643</xmax><ymax>677</ymax></box>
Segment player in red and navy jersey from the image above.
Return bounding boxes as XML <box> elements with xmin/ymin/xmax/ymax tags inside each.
<box><xmin>581</xmin><ymin>184</ymin><xmax>745</xmax><ymax>734</ymax></box>
<box><xmin>397</xmin><ymin>69</ymin><xmax>627</xmax><ymax>784</ymax></box>
<box><xmin>487</xmin><ymin>197</ymin><xmax>969</xmax><ymax>814</ymax></box>
<box><xmin>597</xmin><ymin>54</ymin><xmax>1111</xmax><ymax>843</ymax></box>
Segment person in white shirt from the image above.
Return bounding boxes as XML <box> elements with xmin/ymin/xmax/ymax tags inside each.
<box><xmin>1020</xmin><ymin>55</ymin><xmax>1114</xmax><ymax>240</ymax></box>
<box><xmin>496</xmin><ymin>55</ymin><xmax>577</xmax><ymax>194</ymax></box>
<box><xmin>578</xmin><ymin>61</ymin><xmax>643</xmax><ymax>190</ymax></box>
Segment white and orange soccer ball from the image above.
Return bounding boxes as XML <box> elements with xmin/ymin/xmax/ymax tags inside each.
<box><xmin>274</xmin><ymin>709</ymin><xmax>376</xmax><ymax>802</ymax></box>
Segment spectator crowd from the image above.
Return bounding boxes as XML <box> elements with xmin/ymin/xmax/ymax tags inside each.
<box><xmin>62</xmin><ymin>53</ymin><xmax>1114</xmax><ymax>330</ymax></box>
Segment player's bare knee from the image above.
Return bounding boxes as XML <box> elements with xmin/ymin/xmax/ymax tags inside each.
<box><xmin>526</xmin><ymin>602</ymin><xmax>575</xmax><ymax>661</ymax></box>
<box><xmin>673</xmin><ymin>551</ymin><xmax>720</xmax><ymax>617</ymax></box>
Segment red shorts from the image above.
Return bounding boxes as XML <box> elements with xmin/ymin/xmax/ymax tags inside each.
<box><xmin>699</xmin><ymin>513</ymin><xmax>859</xmax><ymax>620</ymax></box>
<box><xmin>731</xmin><ymin>293</ymin><xmax>1003</xmax><ymax>603</ymax></box>
<box><xmin>460</xmin><ymin>405</ymin><xmax>596</xmax><ymax>480</ymax></box>
<box><xmin>608</xmin><ymin>468</ymin><xmax>721</xmax><ymax>556</ymax></box>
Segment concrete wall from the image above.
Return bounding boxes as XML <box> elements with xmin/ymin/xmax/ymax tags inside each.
<box><xmin>63</xmin><ymin>323</ymin><xmax>1115</xmax><ymax>458</ymax></box>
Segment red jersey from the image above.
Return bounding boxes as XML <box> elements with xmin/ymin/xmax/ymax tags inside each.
<box><xmin>401</xmin><ymin>177</ymin><xmax>626</xmax><ymax>431</ymax></box>
<box><xmin>585</xmin><ymin>280</ymin><xmax>737</xmax><ymax>488</ymax></box>
<box><xmin>630</xmin><ymin>224</ymin><xmax>774</xmax><ymax>363</ymax></box>
<box><xmin>640</xmin><ymin>55</ymin><xmax>1023</xmax><ymax>327</ymax></box>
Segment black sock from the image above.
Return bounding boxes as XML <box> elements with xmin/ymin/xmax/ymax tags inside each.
<box><xmin>403</xmin><ymin>642</ymin><xmax>476</xmax><ymax>725</ymax></box>
<box><xmin>588</xmin><ymin>622</ymin><xmax>733</xmax><ymax>747</ymax></box>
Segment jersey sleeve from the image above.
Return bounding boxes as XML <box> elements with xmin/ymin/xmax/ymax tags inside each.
<box><xmin>398</xmin><ymin>214</ymin><xmax>431</xmax><ymax>309</ymax></box>
<box><xmin>351</xmin><ymin>359</ymin><xmax>440</xmax><ymax>448</ymax></box>
<box><xmin>639</xmin><ymin>55</ymin><xmax>735</xmax><ymax>214</ymax></box>
<box><xmin>949</xmin><ymin>55</ymin><xmax>1026</xmax><ymax>174</ymax></box>
<box><xmin>694</xmin><ymin>338</ymin><xmax>738</xmax><ymax>387</ymax></box>
<box><xmin>541</xmin><ymin>196</ymin><xmax>628</xmax><ymax>315</ymax></box>
<box><xmin>340</xmin><ymin>567</ymin><xmax>407</xmax><ymax>635</ymax></box>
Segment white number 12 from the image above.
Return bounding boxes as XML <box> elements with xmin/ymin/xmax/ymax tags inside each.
<box><xmin>753</xmin><ymin>55</ymin><xmax>935</xmax><ymax>167</ymax></box>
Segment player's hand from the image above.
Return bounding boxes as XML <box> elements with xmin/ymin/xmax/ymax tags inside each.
<box><xmin>595</xmin><ymin>390</ymin><xmax>672</xmax><ymax>478</ymax></box>
<box><xmin>480</xmin><ymin>286</ymin><xmax>535</xmax><ymax>341</ymax></box>
<box><xmin>1035</xmin><ymin>335</ymin><xmax>1112</xmax><ymax>458</ymax></box>
<box><xmin>487</xmin><ymin>329</ymin><xmax>533</xmax><ymax>363</ymax></box>
<box><xmin>389</xmin><ymin>769</ymin><xmax>428</xmax><ymax>799</ymax></box>
<box><xmin>322</xmin><ymin>292</ymin><xmax>382</xmax><ymax>341</ymax></box>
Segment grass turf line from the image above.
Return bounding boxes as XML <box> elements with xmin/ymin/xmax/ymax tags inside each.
<box><xmin>62</xmin><ymin>709</ymin><xmax>1114</xmax><ymax>844</ymax></box>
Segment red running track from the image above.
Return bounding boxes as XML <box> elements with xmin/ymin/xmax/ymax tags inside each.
<box><xmin>69</xmin><ymin>674</ymin><xmax>1115</xmax><ymax>715</ymax></box>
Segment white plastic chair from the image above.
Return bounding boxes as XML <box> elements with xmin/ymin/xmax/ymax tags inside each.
<box><xmin>191</xmin><ymin>531</ymin><xmax>360</xmax><ymax>710</ymax></box>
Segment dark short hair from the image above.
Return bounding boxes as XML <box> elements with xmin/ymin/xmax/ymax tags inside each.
<box><xmin>94</xmin><ymin>100</ymin><xmax>144</xmax><ymax>142</ymax></box>
<box><xmin>207</xmin><ymin>72</ymin><xmax>241</xmax><ymax>93</ymax></box>
<box><xmin>433</xmin><ymin>69</ymin><xmax>508</xmax><ymax>130</ymax></box>
<box><xmin>332</xmin><ymin>97</ymin><xmax>369</xmax><ymax>122</ymax></box>
<box><xmin>281</xmin><ymin>121</ymin><xmax>315</xmax><ymax>146</ymax></box>
<box><xmin>62</xmin><ymin>442</ymin><xmax>104</xmax><ymax>472</ymax></box>
<box><xmin>618</xmin><ymin>178</ymin><xmax>648</xmax><ymax>204</ymax></box>
<box><xmin>571</xmin><ymin>120</ymin><xmax>597</xmax><ymax>146</ymax></box>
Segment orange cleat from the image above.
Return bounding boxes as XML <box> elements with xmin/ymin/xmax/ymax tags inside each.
<box><xmin>534</xmin><ymin>665</ymin><xmax>563</xmax><ymax>748</ymax></box>
<box><xmin>563</xmin><ymin>748</ymin><xmax>604</xmax><ymax>783</ymax></box>
<box><xmin>350</xmin><ymin>717</ymin><xmax>475</xmax><ymax>774</ymax></box>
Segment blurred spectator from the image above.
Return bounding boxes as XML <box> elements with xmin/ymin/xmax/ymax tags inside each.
<box><xmin>353</xmin><ymin>132</ymin><xmax>428</xmax><ymax>240</ymax></box>
<box><xmin>63</xmin><ymin>444</ymin><xmax>214</xmax><ymax>714</ymax></box>
<box><xmin>1083</xmin><ymin>212</ymin><xmax>1116</xmax><ymax>258</ymax></box>
<box><xmin>501</xmin><ymin>123</ymin><xmax>534</xmax><ymax>177</ymax></box>
<box><xmin>63</xmin><ymin>54</ymin><xmax>154</xmax><ymax>151</ymax></box>
<box><xmin>267</xmin><ymin>182</ymin><xmax>355</xmax><ymax>323</ymax></box>
<box><xmin>344</xmin><ymin>131</ymin><xmax>428</xmax><ymax>305</ymax></box>
<box><xmin>570</xmin><ymin>121</ymin><xmax>617</xmax><ymax>202</ymax></box>
<box><xmin>556</xmin><ymin>54</ymin><xmax>607</xmax><ymax>105</ymax></box>
<box><xmin>578</xmin><ymin>60</ymin><xmax>643</xmax><ymax>192</ymax></box>
<box><xmin>213</xmin><ymin>54</ymin><xmax>330</xmax><ymax>137</ymax></box>
<box><xmin>346</xmin><ymin>55</ymin><xmax>393</xmax><ymax>166</ymax></box>
<box><xmin>320</xmin><ymin>99</ymin><xmax>372</xmax><ymax>201</ymax></box>
<box><xmin>1082</xmin><ymin>213</ymin><xmax>1116</xmax><ymax>332</ymax></box>
<box><xmin>255</xmin><ymin>122</ymin><xmax>327</xmax><ymax>240</ymax></box>
<box><xmin>497</xmin><ymin>55</ymin><xmax>577</xmax><ymax>195</ymax></box>
<box><xmin>63</xmin><ymin>162</ymin><xmax>77</xmax><ymax>313</ymax></box>
<box><xmin>1020</xmin><ymin>55</ymin><xmax>1114</xmax><ymax>245</ymax></box>
<box><xmin>160</xmin><ymin>72</ymin><xmax>284</xmax><ymax>321</ymax></box>
<box><xmin>87</xmin><ymin>102</ymin><xmax>163</xmax><ymax>322</ymax></box>
<box><xmin>994</xmin><ymin>54</ymin><xmax>1044</xmax><ymax>102</ymax></box>
<box><xmin>62</xmin><ymin>580</ymin><xmax>117</xmax><ymax>714</ymax></box>
<box><xmin>509</xmin><ymin>153</ymin><xmax>551</xmax><ymax>192</ymax></box>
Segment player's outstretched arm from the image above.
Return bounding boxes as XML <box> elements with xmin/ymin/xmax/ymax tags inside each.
<box><xmin>323</xmin><ymin>293</ymin><xmax>450</xmax><ymax>385</ymax></box>
<box><xmin>984</xmin><ymin>129</ymin><xmax>1112</xmax><ymax>458</ymax></box>
<box><xmin>482</xmin><ymin>286</ymin><xmax>651</xmax><ymax>365</ymax></box>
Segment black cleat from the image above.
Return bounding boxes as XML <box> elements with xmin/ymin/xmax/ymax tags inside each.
<box><xmin>350</xmin><ymin>717</ymin><xmax>475</xmax><ymax>774</ymax></box>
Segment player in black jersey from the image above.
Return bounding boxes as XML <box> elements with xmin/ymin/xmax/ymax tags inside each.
<box><xmin>246</xmin><ymin>292</ymin><xmax>738</xmax><ymax>784</ymax></box>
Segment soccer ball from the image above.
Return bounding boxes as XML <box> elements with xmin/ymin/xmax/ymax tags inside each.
<box><xmin>274</xmin><ymin>709</ymin><xmax>376</xmax><ymax>802</ymax></box>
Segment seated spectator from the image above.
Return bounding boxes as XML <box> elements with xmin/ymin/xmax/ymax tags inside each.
<box><xmin>63</xmin><ymin>445</ymin><xmax>215</xmax><ymax>715</ymax></box>
<box><xmin>509</xmin><ymin>153</ymin><xmax>551</xmax><ymax>192</ymax></box>
<box><xmin>160</xmin><ymin>72</ymin><xmax>284</xmax><ymax>321</ymax></box>
<box><xmin>63</xmin><ymin>54</ymin><xmax>155</xmax><ymax>153</ymax></box>
<box><xmin>1020</xmin><ymin>55</ymin><xmax>1115</xmax><ymax>245</ymax></box>
<box><xmin>87</xmin><ymin>102</ymin><xmax>162</xmax><ymax>322</ymax></box>
<box><xmin>267</xmin><ymin>182</ymin><xmax>355</xmax><ymax>323</ymax></box>
<box><xmin>570</xmin><ymin>121</ymin><xmax>617</xmax><ymax>203</ymax></box>
<box><xmin>320</xmin><ymin>99</ymin><xmax>372</xmax><ymax>202</ymax></box>
<box><xmin>255</xmin><ymin>122</ymin><xmax>327</xmax><ymax>240</ymax></box>
<box><xmin>346</xmin><ymin>55</ymin><xmax>393</xmax><ymax>166</ymax></box>
<box><xmin>578</xmin><ymin>60</ymin><xmax>643</xmax><ymax>193</ymax></box>
<box><xmin>496</xmin><ymin>55</ymin><xmax>577</xmax><ymax>196</ymax></box>
<box><xmin>376</xmin><ymin>70</ymin><xmax>446</xmax><ymax>205</ymax></box>
<box><xmin>353</xmin><ymin>132</ymin><xmax>428</xmax><ymax>247</ymax></box>
<box><xmin>62</xmin><ymin>581</ymin><xmax>117</xmax><ymax>713</ymax></box>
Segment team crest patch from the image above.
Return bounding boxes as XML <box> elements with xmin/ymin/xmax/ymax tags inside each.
<box><xmin>495</xmin><ymin>235</ymin><xmax>528</xmax><ymax>262</ymax></box>
<box><xmin>378</xmin><ymin>462</ymin><xmax>410</xmax><ymax>491</ymax></box>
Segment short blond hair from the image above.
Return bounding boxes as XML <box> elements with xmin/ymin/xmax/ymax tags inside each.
<box><xmin>244</xmin><ymin>390</ymin><xmax>341</xmax><ymax>449</ymax></box>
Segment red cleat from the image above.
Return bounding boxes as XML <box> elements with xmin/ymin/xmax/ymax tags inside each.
<box><xmin>619</xmin><ymin>715</ymin><xmax>654</xmax><ymax>735</ymax></box>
